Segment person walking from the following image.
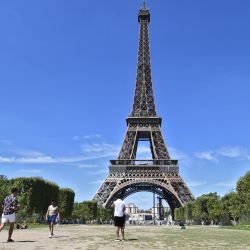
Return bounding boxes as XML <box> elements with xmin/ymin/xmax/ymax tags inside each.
<box><xmin>0</xmin><ymin>187</ymin><xmax>19</xmax><ymax>242</ymax></box>
<box><xmin>45</xmin><ymin>200</ymin><xmax>60</xmax><ymax>238</ymax></box>
<box><xmin>111</xmin><ymin>196</ymin><xmax>126</xmax><ymax>241</ymax></box>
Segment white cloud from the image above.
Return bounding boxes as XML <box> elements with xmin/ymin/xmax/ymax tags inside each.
<box><xmin>193</xmin><ymin>146</ymin><xmax>250</xmax><ymax>162</ymax></box>
<box><xmin>0</xmin><ymin>149</ymin><xmax>57</xmax><ymax>164</ymax></box>
<box><xmin>2</xmin><ymin>142</ymin><xmax>249</xmax><ymax>171</ymax></box>
<box><xmin>77</xmin><ymin>164</ymin><xmax>99</xmax><ymax>169</ymax></box>
<box><xmin>169</xmin><ymin>147</ymin><xmax>192</xmax><ymax>166</ymax></box>
<box><xmin>194</xmin><ymin>150</ymin><xmax>217</xmax><ymax>161</ymax></box>
<box><xmin>0</xmin><ymin>154</ymin><xmax>84</xmax><ymax>164</ymax></box>
<box><xmin>215</xmin><ymin>181</ymin><xmax>236</xmax><ymax>187</ymax></box>
<box><xmin>81</xmin><ymin>142</ymin><xmax>119</xmax><ymax>159</ymax></box>
<box><xmin>187</xmin><ymin>181</ymin><xmax>207</xmax><ymax>187</ymax></box>
<box><xmin>0</xmin><ymin>155</ymin><xmax>80</xmax><ymax>165</ymax></box>
<box><xmin>217</xmin><ymin>146</ymin><xmax>248</xmax><ymax>159</ymax></box>
<box><xmin>12</xmin><ymin>149</ymin><xmax>45</xmax><ymax>157</ymax></box>
<box><xmin>83</xmin><ymin>134</ymin><xmax>102</xmax><ymax>139</ymax></box>
<box><xmin>0</xmin><ymin>142</ymin><xmax>119</xmax><ymax>165</ymax></box>
<box><xmin>72</xmin><ymin>134</ymin><xmax>102</xmax><ymax>141</ymax></box>
<box><xmin>17</xmin><ymin>156</ymin><xmax>57</xmax><ymax>164</ymax></box>
<box><xmin>0</xmin><ymin>156</ymin><xmax>15</xmax><ymax>163</ymax></box>
<box><xmin>90</xmin><ymin>179</ymin><xmax>104</xmax><ymax>185</ymax></box>
<box><xmin>19</xmin><ymin>169</ymin><xmax>43</xmax><ymax>174</ymax></box>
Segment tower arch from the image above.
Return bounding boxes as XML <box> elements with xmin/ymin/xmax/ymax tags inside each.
<box><xmin>104</xmin><ymin>179</ymin><xmax>182</xmax><ymax>212</ymax></box>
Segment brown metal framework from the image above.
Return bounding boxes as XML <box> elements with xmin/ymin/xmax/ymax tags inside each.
<box><xmin>93</xmin><ymin>2</ymin><xmax>194</xmax><ymax>212</ymax></box>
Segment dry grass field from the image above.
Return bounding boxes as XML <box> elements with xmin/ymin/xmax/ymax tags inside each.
<box><xmin>1</xmin><ymin>224</ymin><xmax>250</xmax><ymax>250</ymax></box>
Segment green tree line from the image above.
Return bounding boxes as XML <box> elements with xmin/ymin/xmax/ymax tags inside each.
<box><xmin>2</xmin><ymin>171</ymin><xmax>248</xmax><ymax>225</ymax></box>
<box><xmin>174</xmin><ymin>171</ymin><xmax>250</xmax><ymax>225</ymax></box>
<box><xmin>0</xmin><ymin>176</ymin><xmax>112</xmax><ymax>224</ymax></box>
<box><xmin>0</xmin><ymin>176</ymin><xmax>75</xmax><ymax>222</ymax></box>
<box><xmin>71</xmin><ymin>201</ymin><xmax>112</xmax><ymax>224</ymax></box>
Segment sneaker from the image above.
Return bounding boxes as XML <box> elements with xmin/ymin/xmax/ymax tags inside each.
<box><xmin>121</xmin><ymin>239</ymin><xmax>125</xmax><ymax>241</ymax></box>
<box><xmin>115</xmin><ymin>239</ymin><xmax>120</xmax><ymax>241</ymax></box>
<box><xmin>7</xmin><ymin>238</ymin><xmax>14</xmax><ymax>242</ymax></box>
<box><xmin>49</xmin><ymin>235</ymin><xmax>52</xmax><ymax>238</ymax></box>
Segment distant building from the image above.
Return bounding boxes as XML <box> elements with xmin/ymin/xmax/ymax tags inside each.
<box><xmin>125</xmin><ymin>203</ymin><xmax>138</xmax><ymax>215</ymax></box>
<box><xmin>125</xmin><ymin>203</ymin><xmax>152</xmax><ymax>224</ymax></box>
<box><xmin>129</xmin><ymin>213</ymin><xmax>152</xmax><ymax>224</ymax></box>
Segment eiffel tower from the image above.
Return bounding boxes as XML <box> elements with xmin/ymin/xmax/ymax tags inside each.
<box><xmin>93</xmin><ymin>2</ymin><xmax>193</xmax><ymax>211</ymax></box>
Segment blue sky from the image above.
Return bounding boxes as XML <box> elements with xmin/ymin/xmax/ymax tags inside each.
<box><xmin>0</xmin><ymin>0</ymin><xmax>249</xmax><ymax>209</ymax></box>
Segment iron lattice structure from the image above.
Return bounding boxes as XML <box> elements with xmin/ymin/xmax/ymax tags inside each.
<box><xmin>93</xmin><ymin>3</ymin><xmax>194</xmax><ymax>211</ymax></box>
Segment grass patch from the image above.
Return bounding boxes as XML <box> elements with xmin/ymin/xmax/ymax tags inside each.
<box><xmin>25</xmin><ymin>223</ymin><xmax>48</xmax><ymax>229</ymax></box>
<box><xmin>2</xmin><ymin>224</ymin><xmax>250</xmax><ymax>249</ymax></box>
<box><xmin>221</xmin><ymin>224</ymin><xmax>250</xmax><ymax>231</ymax></box>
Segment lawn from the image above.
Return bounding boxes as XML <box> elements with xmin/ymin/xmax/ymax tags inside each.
<box><xmin>1</xmin><ymin>224</ymin><xmax>250</xmax><ymax>249</ymax></box>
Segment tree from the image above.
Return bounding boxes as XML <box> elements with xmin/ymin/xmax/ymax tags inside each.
<box><xmin>236</xmin><ymin>171</ymin><xmax>250</xmax><ymax>223</ymax></box>
<box><xmin>192</xmin><ymin>196</ymin><xmax>209</xmax><ymax>224</ymax></box>
<box><xmin>192</xmin><ymin>193</ymin><xmax>221</xmax><ymax>225</ymax></box>
<box><xmin>82</xmin><ymin>201</ymin><xmax>97</xmax><ymax>222</ymax></box>
<box><xmin>71</xmin><ymin>201</ymin><xmax>98</xmax><ymax>223</ymax></box>
<box><xmin>0</xmin><ymin>176</ymin><xmax>74</xmax><ymax>222</ymax></box>
<box><xmin>207</xmin><ymin>195</ymin><xmax>223</xmax><ymax>224</ymax></box>
<box><xmin>58</xmin><ymin>188</ymin><xmax>75</xmax><ymax>218</ymax></box>
<box><xmin>174</xmin><ymin>207</ymin><xmax>185</xmax><ymax>221</ymax></box>
<box><xmin>222</xmin><ymin>192</ymin><xmax>240</xmax><ymax>224</ymax></box>
<box><xmin>71</xmin><ymin>202</ymin><xmax>83</xmax><ymax>222</ymax></box>
<box><xmin>10</xmin><ymin>177</ymin><xmax>60</xmax><ymax>221</ymax></box>
<box><xmin>185</xmin><ymin>202</ymin><xmax>193</xmax><ymax>222</ymax></box>
<box><xmin>236</xmin><ymin>171</ymin><xmax>250</xmax><ymax>213</ymax></box>
<box><xmin>174</xmin><ymin>208</ymin><xmax>180</xmax><ymax>221</ymax></box>
<box><xmin>97</xmin><ymin>207</ymin><xmax>112</xmax><ymax>223</ymax></box>
<box><xmin>0</xmin><ymin>176</ymin><xmax>10</xmax><ymax>214</ymax></box>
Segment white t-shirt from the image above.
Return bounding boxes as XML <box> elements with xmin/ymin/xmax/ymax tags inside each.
<box><xmin>48</xmin><ymin>205</ymin><xmax>58</xmax><ymax>216</ymax></box>
<box><xmin>114</xmin><ymin>199</ymin><xmax>125</xmax><ymax>217</ymax></box>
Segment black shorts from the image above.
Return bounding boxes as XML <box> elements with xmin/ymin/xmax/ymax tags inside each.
<box><xmin>114</xmin><ymin>216</ymin><xmax>125</xmax><ymax>227</ymax></box>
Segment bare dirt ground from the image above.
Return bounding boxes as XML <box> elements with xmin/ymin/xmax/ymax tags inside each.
<box><xmin>1</xmin><ymin>224</ymin><xmax>250</xmax><ymax>250</ymax></box>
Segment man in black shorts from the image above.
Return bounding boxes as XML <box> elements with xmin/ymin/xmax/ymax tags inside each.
<box><xmin>111</xmin><ymin>196</ymin><xmax>126</xmax><ymax>241</ymax></box>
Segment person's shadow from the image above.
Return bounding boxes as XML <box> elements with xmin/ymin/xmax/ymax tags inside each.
<box><xmin>125</xmin><ymin>238</ymin><xmax>138</xmax><ymax>241</ymax></box>
<box><xmin>13</xmin><ymin>240</ymin><xmax>36</xmax><ymax>242</ymax></box>
<box><xmin>1</xmin><ymin>240</ymin><xmax>36</xmax><ymax>243</ymax></box>
<box><xmin>50</xmin><ymin>235</ymin><xmax>69</xmax><ymax>238</ymax></box>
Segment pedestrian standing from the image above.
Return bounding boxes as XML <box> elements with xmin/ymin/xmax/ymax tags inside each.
<box><xmin>45</xmin><ymin>200</ymin><xmax>60</xmax><ymax>238</ymax></box>
<box><xmin>111</xmin><ymin>196</ymin><xmax>126</xmax><ymax>241</ymax></box>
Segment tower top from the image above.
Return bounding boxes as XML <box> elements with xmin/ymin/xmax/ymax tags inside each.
<box><xmin>138</xmin><ymin>0</ymin><xmax>150</xmax><ymax>23</ymax></box>
<box><xmin>132</xmin><ymin>1</ymin><xmax>155</xmax><ymax>117</ymax></box>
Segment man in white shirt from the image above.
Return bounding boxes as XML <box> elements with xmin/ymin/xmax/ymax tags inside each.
<box><xmin>111</xmin><ymin>196</ymin><xmax>126</xmax><ymax>241</ymax></box>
